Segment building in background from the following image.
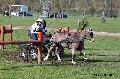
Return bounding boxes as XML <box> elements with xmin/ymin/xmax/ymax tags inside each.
<box><xmin>10</xmin><ymin>5</ymin><xmax>32</xmax><ymax>16</ymax></box>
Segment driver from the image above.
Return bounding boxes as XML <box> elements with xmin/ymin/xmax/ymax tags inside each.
<box><xmin>28</xmin><ymin>18</ymin><xmax>46</xmax><ymax>40</ymax></box>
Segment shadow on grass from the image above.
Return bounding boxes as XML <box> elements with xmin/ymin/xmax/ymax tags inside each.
<box><xmin>0</xmin><ymin>57</ymin><xmax>120</xmax><ymax>71</ymax></box>
<box><xmin>0</xmin><ymin>49</ymin><xmax>120</xmax><ymax>70</ymax></box>
<box><xmin>86</xmin><ymin>53</ymin><xmax>120</xmax><ymax>57</ymax></box>
<box><xmin>84</xmin><ymin>59</ymin><xmax>120</xmax><ymax>63</ymax></box>
<box><xmin>86</xmin><ymin>48</ymin><xmax>120</xmax><ymax>51</ymax></box>
<box><xmin>0</xmin><ymin>64</ymin><xmax>35</xmax><ymax>71</ymax></box>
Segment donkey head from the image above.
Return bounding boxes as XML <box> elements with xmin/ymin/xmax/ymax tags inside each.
<box><xmin>79</xmin><ymin>27</ymin><xmax>94</xmax><ymax>42</ymax></box>
<box><xmin>85</xmin><ymin>28</ymin><xmax>94</xmax><ymax>42</ymax></box>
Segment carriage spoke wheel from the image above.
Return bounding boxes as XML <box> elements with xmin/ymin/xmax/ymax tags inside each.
<box><xmin>19</xmin><ymin>44</ymin><xmax>38</xmax><ymax>63</ymax></box>
<box><xmin>29</xmin><ymin>46</ymin><xmax>38</xmax><ymax>61</ymax></box>
<box><xmin>19</xmin><ymin>44</ymin><xmax>29</xmax><ymax>62</ymax></box>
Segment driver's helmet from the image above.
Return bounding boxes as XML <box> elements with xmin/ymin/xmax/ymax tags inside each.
<box><xmin>36</xmin><ymin>18</ymin><xmax>43</xmax><ymax>25</ymax></box>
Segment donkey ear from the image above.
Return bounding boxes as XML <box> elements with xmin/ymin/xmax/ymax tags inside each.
<box><xmin>53</xmin><ymin>32</ymin><xmax>56</xmax><ymax>34</ymax></box>
<box><xmin>74</xmin><ymin>33</ymin><xmax>77</xmax><ymax>35</ymax></box>
<box><xmin>68</xmin><ymin>33</ymin><xmax>71</xmax><ymax>36</ymax></box>
<box><xmin>89</xmin><ymin>28</ymin><xmax>92</xmax><ymax>31</ymax></box>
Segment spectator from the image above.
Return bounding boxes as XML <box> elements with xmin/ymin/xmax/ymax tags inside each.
<box><xmin>101</xmin><ymin>11</ymin><xmax>106</xmax><ymax>23</ymax></box>
<box><xmin>3</xmin><ymin>10</ymin><xmax>9</xmax><ymax>16</ymax></box>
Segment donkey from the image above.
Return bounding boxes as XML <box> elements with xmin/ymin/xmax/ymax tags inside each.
<box><xmin>44</xmin><ymin>28</ymin><xmax>94</xmax><ymax>64</ymax></box>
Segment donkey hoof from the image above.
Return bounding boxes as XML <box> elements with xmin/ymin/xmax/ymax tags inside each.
<box><xmin>56</xmin><ymin>60</ymin><xmax>62</xmax><ymax>63</ymax></box>
<box><xmin>83</xmin><ymin>53</ymin><xmax>86</xmax><ymax>56</ymax></box>
<box><xmin>44</xmin><ymin>58</ymin><xmax>48</xmax><ymax>61</ymax></box>
<box><xmin>58</xmin><ymin>59</ymin><xmax>61</xmax><ymax>62</ymax></box>
<box><xmin>84</xmin><ymin>57</ymin><xmax>88</xmax><ymax>61</ymax></box>
<box><xmin>80</xmin><ymin>53</ymin><xmax>85</xmax><ymax>56</ymax></box>
<box><xmin>72</xmin><ymin>61</ymin><xmax>76</xmax><ymax>65</ymax></box>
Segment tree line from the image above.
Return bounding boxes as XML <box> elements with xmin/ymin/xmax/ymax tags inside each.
<box><xmin>0</xmin><ymin>0</ymin><xmax>120</xmax><ymax>17</ymax></box>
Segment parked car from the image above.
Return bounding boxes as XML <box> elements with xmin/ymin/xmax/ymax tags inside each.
<box><xmin>48</xmin><ymin>12</ymin><xmax>67</xmax><ymax>18</ymax></box>
<box><xmin>11</xmin><ymin>12</ymin><xmax>19</xmax><ymax>16</ymax></box>
<box><xmin>11</xmin><ymin>11</ymin><xmax>32</xmax><ymax>16</ymax></box>
<box><xmin>27</xmin><ymin>12</ymin><xmax>33</xmax><ymax>16</ymax></box>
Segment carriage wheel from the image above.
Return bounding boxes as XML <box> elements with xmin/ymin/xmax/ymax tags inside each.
<box><xmin>19</xmin><ymin>44</ymin><xmax>29</xmax><ymax>62</ymax></box>
<box><xmin>28</xmin><ymin>46</ymin><xmax>38</xmax><ymax>61</ymax></box>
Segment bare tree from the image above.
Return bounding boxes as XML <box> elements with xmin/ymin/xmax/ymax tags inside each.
<box><xmin>0</xmin><ymin>0</ymin><xmax>120</xmax><ymax>16</ymax></box>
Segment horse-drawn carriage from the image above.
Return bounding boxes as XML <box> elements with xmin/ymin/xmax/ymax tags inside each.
<box><xmin>19</xmin><ymin>27</ymin><xmax>94</xmax><ymax>64</ymax></box>
<box><xmin>19</xmin><ymin>32</ymin><xmax>52</xmax><ymax>62</ymax></box>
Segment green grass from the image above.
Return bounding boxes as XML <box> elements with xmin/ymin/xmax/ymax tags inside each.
<box><xmin>0</xmin><ymin>15</ymin><xmax>120</xmax><ymax>32</ymax></box>
<box><xmin>0</xmin><ymin>29</ymin><xmax>120</xmax><ymax>79</ymax></box>
<box><xmin>0</xmin><ymin>16</ymin><xmax>35</xmax><ymax>26</ymax></box>
<box><xmin>0</xmin><ymin>63</ymin><xmax>119</xmax><ymax>79</ymax></box>
<box><xmin>0</xmin><ymin>16</ymin><xmax>120</xmax><ymax>79</ymax></box>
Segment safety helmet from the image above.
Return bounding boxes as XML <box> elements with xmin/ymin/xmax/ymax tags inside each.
<box><xmin>36</xmin><ymin>19</ymin><xmax>43</xmax><ymax>25</ymax></box>
<box><xmin>37</xmin><ymin>18</ymin><xmax>43</xmax><ymax>22</ymax></box>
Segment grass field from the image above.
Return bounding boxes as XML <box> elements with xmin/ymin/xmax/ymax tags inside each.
<box><xmin>0</xmin><ymin>16</ymin><xmax>120</xmax><ymax>79</ymax></box>
<box><xmin>0</xmin><ymin>15</ymin><xmax>120</xmax><ymax>32</ymax></box>
<box><xmin>0</xmin><ymin>34</ymin><xmax>120</xmax><ymax>79</ymax></box>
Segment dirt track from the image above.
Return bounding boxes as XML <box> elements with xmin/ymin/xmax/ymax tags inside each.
<box><xmin>94</xmin><ymin>31</ymin><xmax>120</xmax><ymax>37</ymax></box>
<box><xmin>13</xmin><ymin>27</ymin><xmax>120</xmax><ymax>37</ymax></box>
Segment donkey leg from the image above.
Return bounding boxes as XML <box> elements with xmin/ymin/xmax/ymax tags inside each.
<box><xmin>56</xmin><ymin>53</ymin><xmax>61</xmax><ymax>62</ymax></box>
<box><xmin>44</xmin><ymin>44</ymin><xmax>55</xmax><ymax>61</ymax></box>
<box><xmin>80</xmin><ymin>50</ymin><xmax>88</xmax><ymax>61</ymax></box>
<box><xmin>80</xmin><ymin>41</ymin><xmax>87</xmax><ymax>60</ymax></box>
<box><xmin>80</xmin><ymin>50</ymin><xmax>86</xmax><ymax>56</ymax></box>
<box><xmin>79</xmin><ymin>41</ymin><xmax>86</xmax><ymax>56</ymax></box>
<box><xmin>55</xmin><ymin>47</ymin><xmax>61</xmax><ymax>62</ymax></box>
<box><xmin>71</xmin><ymin>49</ymin><xmax>76</xmax><ymax>64</ymax></box>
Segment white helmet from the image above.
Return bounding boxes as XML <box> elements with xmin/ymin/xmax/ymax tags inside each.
<box><xmin>37</xmin><ymin>18</ymin><xmax>43</xmax><ymax>22</ymax></box>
